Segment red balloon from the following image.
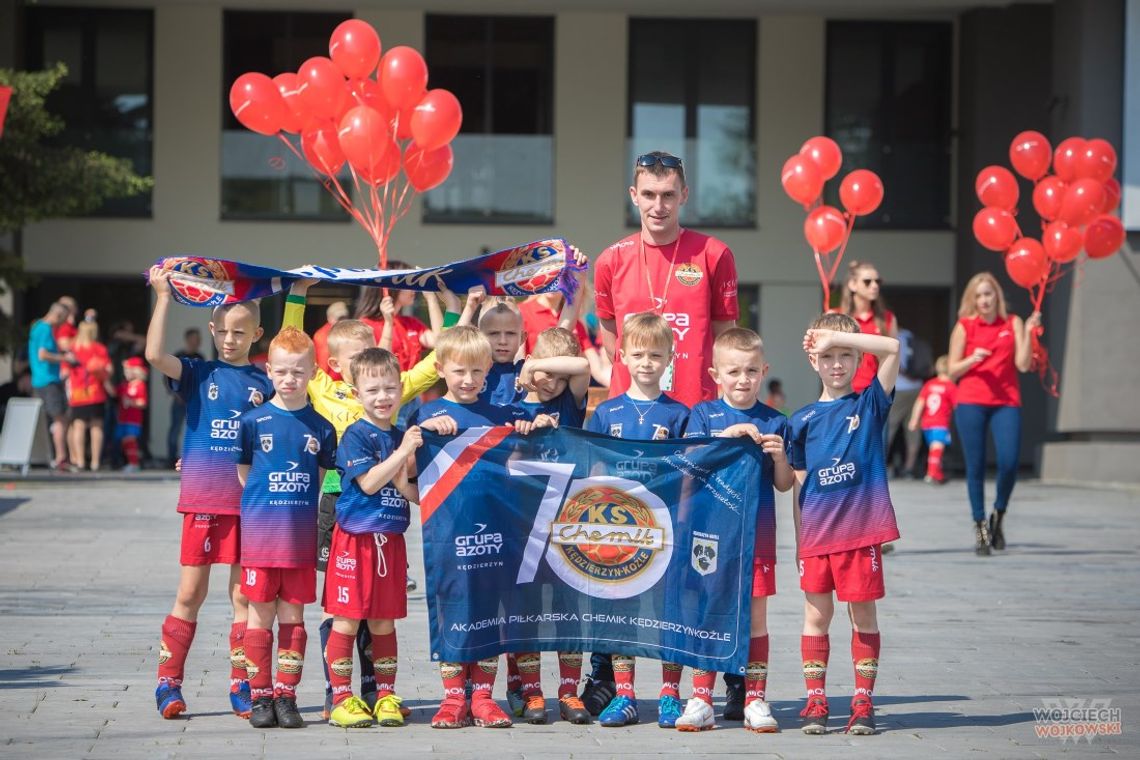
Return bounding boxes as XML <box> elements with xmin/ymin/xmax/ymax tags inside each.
<box><xmin>1083</xmin><ymin>214</ymin><xmax>1125</xmax><ymax>259</ymax></box>
<box><xmin>839</xmin><ymin>169</ymin><xmax>884</xmax><ymax>216</ymax></box>
<box><xmin>393</xmin><ymin>100</ymin><xmax>419</xmax><ymax>141</ymax></box>
<box><xmin>380</xmin><ymin>46</ymin><xmax>429</xmax><ymax>111</ymax></box>
<box><xmin>780</xmin><ymin>155</ymin><xmax>823</xmax><ymax>206</ymax></box>
<box><xmin>1032</xmin><ymin>176</ymin><xmax>1067</xmax><ymax>221</ymax></box>
<box><xmin>1042</xmin><ymin>221</ymin><xmax>1083</xmax><ymax>263</ymax></box>
<box><xmin>301</xmin><ymin>121</ymin><xmax>345</xmax><ymax>175</ymax></box>
<box><xmin>1101</xmin><ymin>177</ymin><xmax>1121</xmax><ymax>213</ymax></box>
<box><xmin>799</xmin><ymin>136</ymin><xmax>843</xmax><ymax>181</ymax></box>
<box><xmin>329</xmin><ymin>19</ymin><xmax>381</xmax><ymax>80</ymax></box>
<box><xmin>803</xmin><ymin>205</ymin><xmax>847</xmax><ymax>253</ymax></box>
<box><xmin>404</xmin><ymin>142</ymin><xmax>453</xmax><ymax>192</ymax></box>
<box><xmin>975</xmin><ymin>165</ymin><xmax>1019</xmax><ymax>211</ymax></box>
<box><xmin>1053</xmin><ymin>137</ymin><xmax>1086</xmax><ymax>182</ymax></box>
<box><xmin>297</xmin><ymin>56</ymin><xmax>347</xmax><ymax>120</ymax></box>
<box><xmin>357</xmin><ymin>139</ymin><xmax>402</xmax><ymax>186</ymax></box>
<box><xmin>1004</xmin><ymin>238</ymin><xmax>1048</xmax><ymax>289</ymax></box>
<box><xmin>272</xmin><ymin>73</ymin><xmax>307</xmax><ymax>134</ymax></box>
<box><xmin>410</xmin><ymin>89</ymin><xmax>463</xmax><ymax>151</ymax></box>
<box><xmin>346</xmin><ymin>78</ymin><xmax>393</xmax><ymax>122</ymax></box>
<box><xmin>338</xmin><ymin>106</ymin><xmax>391</xmax><ymax>173</ymax></box>
<box><xmin>229</xmin><ymin>73</ymin><xmax>289</xmax><ymax>136</ymax></box>
<box><xmin>973</xmin><ymin>207</ymin><xmax>1019</xmax><ymax>252</ymax></box>
<box><xmin>1058</xmin><ymin>178</ymin><xmax>1106</xmax><ymax>226</ymax></box>
<box><xmin>1009</xmin><ymin>130</ymin><xmax>1052</xmax><ymax>181</ymax></box>
<box><xmin>1077</xmin><ymin>138</ymin><xmax>1117</xmax><ymax>183</ymax></box>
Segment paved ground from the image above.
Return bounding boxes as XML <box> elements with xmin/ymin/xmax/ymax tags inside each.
<box><xmin>0</xmin><ymin>473</ymin><xmax>1136</xmax><ymax>759</ymax></box>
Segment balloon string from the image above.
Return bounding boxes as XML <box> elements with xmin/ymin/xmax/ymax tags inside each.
<box><xmin>826</xmin><ymin>213</ymin><xmax>858</xmax><ymax>285</ymax></box>
<box><xmin>1031</xmin><ymin>328</ymin><xmax>1059</xmax><ymax>398</ymax></box>
<box><xmin>814</xmin><ymin>250</ymin><xmax>831</xmax><ymax>312</ymax></box>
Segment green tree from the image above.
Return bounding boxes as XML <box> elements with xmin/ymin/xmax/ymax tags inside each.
<box><xmin>0</xmin><ymin>64</ymin><xmax>152</xmax><ymax>352</ymax></box>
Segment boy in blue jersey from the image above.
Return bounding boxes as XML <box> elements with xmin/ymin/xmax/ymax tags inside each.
<box><xmin>237</xmin><ymin>327</ymin><xmax>337</xmax><ymax>729</ymax></box>
<box><xmin>322</xmin><ymin>348</ymin><xmax>424</xmax><ymax>729</ymax></box>
<box><xmin>478</xmin><ymin>299</ymin><xmax>527</xmax><ymax>407</ymax></box>
<box><xmin>790</xmin><ymin>313</ymin><xmax>900</xmax><ymax>736</ymax></box>
<box><xmin>410</xmin><ymin>325</ymin><xmax>555</xmax><ymax>729</ymax></box>
<box><xmin>679</xmin><ymin>327</ymin><xmax>792</xmax><ymax>732</ymax></box>
<box><xmin>145</xmin><ymin>266</ymin><xmax>274</xmax><ymax>720</ymax></box>
<box><xmin>585</xmin><ymin>312</ymin><xmax>689</xmax><ymax>729</ymax></box>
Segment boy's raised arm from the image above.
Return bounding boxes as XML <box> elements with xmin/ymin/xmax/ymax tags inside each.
<box><xmin>145</xmin><ymin>267</ymin><xmax>187</xmax><ymax>381</ymax></box>
<box><xmin>283</xmin><ymin>278</ymin><xmax>317</xmax><ymax>331</ymax></box>
<box><xmin>805</xmin><ymin>328</ymin><xmax>900</xmax><ymax>394</ymax></box>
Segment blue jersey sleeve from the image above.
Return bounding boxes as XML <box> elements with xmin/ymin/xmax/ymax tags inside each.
<box><xmin>683</xmin><ymin>404</ymin><xmax>709</xmax><ymax>438</ymax></box>
<box><xmin>672</xmin><ymin>407</ymin><xmax>690</xmax><ymax>437</ymax></box>
<box><xmin>237</xmin><ymin>413</ymin><xmax>255</xmax><ymax>465</ymax></box>
<box><xmin>337</xmin><ymin>424</ymin><xmax>377</xmax><ymax>485</ymax></box>
<box><xmin>319</xmin><ymin>420</ymin><xmax>337</xmax><ymax>471</ymax></box>
<box><xmin>585</xmin><ymin>405</ymin><xmax>606</xmax><ymax>435</ymax></box>
<box><xmin>171</xmin><ymin>356</ymin><xmax>201</xmax><ymax>401</ymax></box>
<box><xmin>864</xmin><ymin>376</ymin><xmax>894</xmax><ymax>426</ymax></box>
<box><xmin>789</xmin><ymin>409</ymin><xmax>809</xmax><ymax>471</ymax></box>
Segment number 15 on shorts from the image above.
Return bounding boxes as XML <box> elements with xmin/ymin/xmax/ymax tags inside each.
<box><xmin>336</xmin><ymin>586</ymin><xmax>349</xmax><ymax>604</ymax></box>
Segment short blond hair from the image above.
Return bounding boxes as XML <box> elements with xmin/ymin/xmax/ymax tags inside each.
<box><xmin>269</xmin><ymin>326</ymin><xmax>314</xmax><ymax>358</ymax></box>
<box><xmin>76</xmin><ymin>321</ymin><xmax>99</xmax><ymax>345</ymax></box>
<box><xmin>350</xmin><ymin>347</ymin><xmax>402</xmax><ymax>383</ymax></box>
<box><xmin>621</xmin><ymin>312</ymin><xmax>673</xmax><ymax>351</ymax></box>
<box><xmin>436</xmin><ymin>325</ymin><xmax>492</xmax><ymax>366</ymax></box>
<box><xmin>810</xmin><ymin>312</ymin><xmax>860</xmax><ymax>333</ymax></box>
<box><xmin>935</xmin><ymin>354</ymin><xmax>949</xmax><ymax>376</ymax></box>
<box><xmin>212</xmin><ymin>299</ymin><xmax>260</xmax><ymax>326</ymax></box>
<box><xmin>532</xmin><ymin>327</ymin><xmax>581</xmax><ymax>359</ymax></box>
<box><xmin>327</xmin><ymin>319</ymin><xmax>375</xmax><ymax>354</ymax></box>
<box><xmin>713</xmin><ymin>327</ymin><xmax>762</xmax><ymax>356</ymax></box>
<box><xmin>958</xmin><ymin>271</ymin><xmax>1009</xmax><ymax>319</ymax></box>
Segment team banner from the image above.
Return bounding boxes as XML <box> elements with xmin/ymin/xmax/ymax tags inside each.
<box><xmin>416</xmin><ymin>427</ymin><xmax>763</xmax><ymax>673</ymax></box>
<box><xmin>150</xmin><ymin>238</ymin><xmax>582</xmax><ymax>308</ymax></box>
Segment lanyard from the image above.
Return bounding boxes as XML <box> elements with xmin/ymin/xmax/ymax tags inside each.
<box><xmin>639</xmin><ymin>229</ymin><xmax>684</xmax><ymax>314</ymax></box>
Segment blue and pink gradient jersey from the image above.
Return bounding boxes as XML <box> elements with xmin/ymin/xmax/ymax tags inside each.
<box><xmin>172</xmin><ymin>358</ymin><xmax>274</xmax><ymax>516</ymax></box>
<box><xmin>518</xmin><ymin>387</ymin><xmax>586</xmax><ymax>429</ymax></box>
<box><xmin>335</xmin><ymin>419</ymin><xmax>409</xmax><ymax>535</ymax></box>
<box><xmin>410</xmin><ymin>397</ymin><xmax>530</xmax><ymax>428</ymax></box>
<box><xmin>237</xmin><ymin>403</ymin><xmax>336</xmax><ymax>568</ymax></box>
<box><xmin>585</xmin><ymin>394</ymin><xmax>689</xmax><ymax>441</ymax></box>
<box><xmin>790</xmin><ymin>377</ymin><xmax>901</xmax><ymax>558</ymax></box>
<box><xmin>685</xmin><ymin>399</ymin><xmax>788</xmax><ymax>564</ymax></box>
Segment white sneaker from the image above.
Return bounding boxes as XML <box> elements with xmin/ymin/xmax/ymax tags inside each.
<box><xmin>743</xmin><ymin>699</ymin><xmax>779</xmax><ymax>733</ymax></box>
<box><xmin>674</xmin><ymin>698</ymin><xmax>715</xmax><ymax>732</ymax></box>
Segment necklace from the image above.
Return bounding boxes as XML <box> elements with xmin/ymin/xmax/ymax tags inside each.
<box><xmin>639</xmin><ymin>229</ymin><xmax>684</xmax><ymax>313</ymax></box>
<box><xmin>629</xmin><ymin>397</ymin><xmax>658</xmax><ymax>425</ymax></box>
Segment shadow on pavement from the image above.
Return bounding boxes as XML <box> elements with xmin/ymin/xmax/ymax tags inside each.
<box><xmin>0</xmin><ymin>664</ymin><xmax>74</xmax><ymax>688</ymax></box>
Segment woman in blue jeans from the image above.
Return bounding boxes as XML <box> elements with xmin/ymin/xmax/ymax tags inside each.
<box><xmin>947</xmin><ymin>273</ymin><xmax>1040</xmax><ymax>555</ymax></box>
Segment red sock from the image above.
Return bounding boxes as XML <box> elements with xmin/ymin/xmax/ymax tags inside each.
<box><xmin>746</xmin><ymin>635</ymin><xmax>769</xmax><ymax>704</ymax></box>
<box><xmin>274</xmin><ymin>623</ymin><xmax>307</xmax><ymax>699</ymax></box>
<box><xmin>691</xmin><ymin>669</ymin><xmax>715</xmax><ymax>705</ymax></box>
<box><xmin>229</xmin><ymin>622</ymin><xmax>247</xmax><ymax>686</ymax></box>
<box><xmin>122</xmin><ymin>437</ymin><xmax>139</xmax><ymax>466</ymax></box>
<box><xmin>613</xmin><ymin>655</ymin><xmax>636</xmax><ymax>699</ymax></box>
<box><xmin>371</xmin><ymin>632</ymin><xmax>398</xmax><ymax>698</ymax></box>
<box><xmin>801</xmin><ymin>634</ymin><xmax>830</xmax><ymax>700</ymax></box>
<box><xmin>470</xmin><ymin>656</ymin><xmax>498</xmax><ymax>699</ymax></box>
<box><xmin>439</xmin><ymin>662</ymin><xmax>468</xmax><ymax>701</ymax></box>
<box><xmin>325</xmin><ymin>629</ymin><xmax>356</xmax><ymax>705</ymax></box>
<box><xmin>851</xmin><ymin>631</ymin><xmax>881</xmax><ymax>702</ymax></box>
<box><xmin>928</xmin><ymin>446</ymin><xmax>945</xmax><ymax>480</ymax></box>
<box><xmin>517</xmin><ymin>651</ymin><xmax>543</xmax><ymax>698</ymax></box>
<box><xmin>660</xmin><ymin>661</ymin><xmax>682</xmax><ymax>698</ymax></box>
<box><xmin>505</xmin><ymin>652</ymin><xmax>522</xmax><ymax>692</ymax></box>
<box><xmin>244</xmin><ymin>627</ymin><xmax>274</xmax><ymax>700</ymax></box>
<box><xmin>557</xmin><ymin>652</ymin><xmax>582</xmax><ymax>698</ymax></box>
<box><xmin>158</xmin><ymin>615</ymin><xmax>196</xmax><ymax>686</ymax></box>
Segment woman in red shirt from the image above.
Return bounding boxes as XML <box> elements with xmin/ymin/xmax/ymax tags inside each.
<box><xmin>66</xmin><ymin>320</ymin><xmax>112</xmax><ymax>471</ymax></box>
<box><xmin>948</xmin><ymin>272</ymin><xmax>1040</xmax><ymax>556</ymax></box>
<box><xmin>840</xmin><ymin>260</ymin><xmax>898</xmax><ymax>393</ymax></box>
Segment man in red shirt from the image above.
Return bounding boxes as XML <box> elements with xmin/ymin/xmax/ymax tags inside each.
<box><xmin>593</xmin><ymin>152</ymin><xmax>739</xmax><ymax>408</ymax></box>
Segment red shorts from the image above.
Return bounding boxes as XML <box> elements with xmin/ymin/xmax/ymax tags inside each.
<box><xmin>322</xmin><ymin>527</ymin><xmax>408</xmax><ymax>621</ymax></box>
<box><xmin>798</xmin><ymin>545</ymin><xmax>885</xmax><ymax>602</ymax></box>
<box><xmin>179</xmin><ymin>513</ymin><xmax>240</xmax><ymax>566</ymax></box>
<box><xmin>241</xmin><ymin>566</ymin><xmax>317</xmax><ymax>605</ymax></box>
<box><xmin>751</xmin><ymin>558</ymin><xmax>776</xmax><ymax>598</ymax></box>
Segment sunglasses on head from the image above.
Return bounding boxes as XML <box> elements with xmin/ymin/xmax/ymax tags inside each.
<box><xmin>862</xmin><ymin>278</ymin><xmax>882</xmax><ymax>286</ymax></box>
<box><xmin>636</xmin><ymin>154</ymin><xmax>684</xmax><ymax>169</ymax></box>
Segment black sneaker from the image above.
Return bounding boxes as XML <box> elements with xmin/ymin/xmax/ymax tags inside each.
<box><xmin>250</xmin><ymin>696</ymin><xmax>277</xmax><ymax>728</ymax></box>
<box><xmin>989</xmin><ymin>511</ymin><xmax>1006</xmax><ymax>550</ymax></box>
<box><xmin>800</xmin><ymin>696</ymin><xmax>829</xmax><ymax>735</ymax></box>
<box><xmin>274</xmin><ymin>696</ymin><xmax>305</xmax><ymax>729</ymax></box>
<box><xmin>522</xmin><ymin>694</ymin><xmax>548</xmax><ymax>724</ymax></box>
<box><xmin>846</xmin><ymin>698</ymin><xmax>877</xmax><ymax>735</ymax></box>
<box><xmin>580</xmin><ymin>677</ymin><xmax>616</xmax><ymax>717</ymax></box>
<box><xmin>723</xmin><ymin>676</ymin><xmax>745</xmax><ymax>720</ymax></box>
<box><xmin>974</xmin><ymin>520</ymin><xmax>992</xmax><ymax>556</ymax></box>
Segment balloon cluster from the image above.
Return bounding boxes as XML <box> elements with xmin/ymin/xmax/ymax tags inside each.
<box><xmin>781</xmin><ymin>137</ymin><xmax>884</xmax><ymax>310</ymax></box>
<box><xmin>228</xmin><ymin>20</ymin><xmax>462</xmax><ymax>265</ymax></box>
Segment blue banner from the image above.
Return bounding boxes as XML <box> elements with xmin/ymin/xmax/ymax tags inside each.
<box><xmin>415</xmin><ymin>426</ymin><xmax>763</xmax><ymax>673</ymax></box>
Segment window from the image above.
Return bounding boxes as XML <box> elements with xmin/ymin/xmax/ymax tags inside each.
<box><xmin>25</xmin><ymin>7</ymin><xmax>154</xmax><ymax>217</ymax></box>
<box><xmin>221</xmin><ymin>11</ymin><xmax>350</xmax><ymax>220</ymax></box>
<box><xmin>628</xmin><ymin>19</ymin><xmax>756</xmax><ymax>228</ymax></box>
<box><xmin>736</xmin><ymin>283</ymin><xmax>760</xmax><ymax>332</ymax></box>
<box><xmin>424</xmin><ymin>15</ymin><xmax>554</xmax><ymax>224</ymax></box>
<box><xmin>825</xmin><ymin>21</ymin><xmax>952</xmax><ymax>229</ymax></box>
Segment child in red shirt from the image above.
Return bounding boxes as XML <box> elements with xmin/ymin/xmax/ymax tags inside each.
<box><xmin>908</xmin><ymin>355</ymin><xmax>957</xmax><ymax>484</ymax></box>
<box><xmin>116</xmin><ymin>357</ymin><xmax>148</xmax><ymax>472</ymax></box>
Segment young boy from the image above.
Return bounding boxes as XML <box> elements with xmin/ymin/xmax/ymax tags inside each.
<box><xmin>410</xmin><ymin>325</ymin><xmax>555</xmax><ymax>730</ymax></box>
<box><xmin>908</xmin><ymin>355</ymin><xmax>957</xmax><ymax>485</ymax></box>
<box><xmin>585</xmin><ymin>312</ymin><xmax>689</xmax><ymax>729</ymax></box>
<box><xmin>323</xmin><ymin>348</ymin><xmax>424</xmax><ymax>728</ymax></box>
<box><xmin>116</xmin><ymin>357</ymin><xmax>149</xmax><ymax>473</ymax></box>
<box><xmin>145</xmin><ymin>267</ymin><xmax>274</xmax><ymax>719</ymax></box>
<box><xmin>478</xmin><ymin>298</ymin><xmax>527</xmax><ymax>407</ymax></box>
<box><xmin>790</xmin><ymin>313</ymin><xmax>901</xmax><ymax>736</ymax></box>
<box><xmin>679</xmin><ymin>327</ymin><xmax>792</xmax><ymax>733</ymax></box>
<box><xmin>236</xmin><ymin>327</ymin><xmax>337</xmax><ymax>729</ymax></box>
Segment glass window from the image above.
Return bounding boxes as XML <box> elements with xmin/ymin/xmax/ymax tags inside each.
<box><xmin>221</xmin><ymin>11</ymin><xmax>350</xmax><ymax>220</ymax></box>
<box><xmin>25</xmin><ymin>7</ymin><xmax>154</xmax><ymax>217</ymax></box>
<box><xmin>424</xmin><ymin>15</ymin><xmax>554</xmax><ymax>224</ymax></box>
<box><xmin>825</xmin><ymin>21</ymin><xmax>952</xmax><ymax>229</ymax></box>
<box><xmin>628</xmin><ymin>19</ymin><xmax>756</xmax><ymax>228</ymax></box>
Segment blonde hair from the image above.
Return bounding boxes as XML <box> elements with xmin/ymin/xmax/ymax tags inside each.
<box><xmin>212</xmin><ymin>299</ymin><xmax>261</xmax><ymax>326</ymax></box>
<box><xmin>621</xmin><ymin>312</ymin><xmax>673</xmax><ymax>351</ymax></box>
<box><xmin>478</xmin><ymin>298</ymin><xmax>522</xmax><ymax>329</ymax></box>
<box><xmin>269</xmin><ymin>326</ymin><xmax>314</xmax><ymax>357</ymax></box>
<box><xmin>327</xmin><ymin>319</ymin><xmax>375</xmax><ymax>354</ymax></box>
<box><xmin>810</xmin><ymin>312</ymin><xmax>860</xmax><ymax>333</ymax></box>
<box><xmin>958</xmin><ymin>271</ymin><xmax>1008</xmax><ymax>319</ymax></box>
<box><xmin>935</xmin><ymin>354</ymin><xmax>949</xmax><ymax>376</ymax></box>
<box><xmin>75</xmin><ymin>321</ymin><xmax>99</xmax><ymax>345</ymax></box>
<box><xmin>840</xmin><ymin>260</ymin><xmax>889</xmax><ymax>333</ymax></box>
<box><xmin>436</xmin><ymin>325</ymin><xmax>492</xmax><ymax>366</ymax></box>
<box><xmin>350</xmin><ymin>347</ymin><xmax>402</xmax><ymax>383</ymax></box>
<box><xmin>532</xmin><ymin>327</ymin><xmax>580</xmax><ymax>359</ymax></box>
<box><xmin>713</xmin><ymin>327</ymin><xmax>763</xmax><ymax>355</ymax></box>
